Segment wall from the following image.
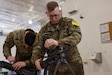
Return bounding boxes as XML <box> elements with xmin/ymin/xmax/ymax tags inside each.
<box><xmin>62</xmin><ymin>0</ymin><xmax>112</xmax><ymax>75</ymax></box>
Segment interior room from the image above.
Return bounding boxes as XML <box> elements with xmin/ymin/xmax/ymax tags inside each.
<box><xmin>0</xmin><ymin>0</ymin><xmax>112</xmax><ymax>75</ymax></box>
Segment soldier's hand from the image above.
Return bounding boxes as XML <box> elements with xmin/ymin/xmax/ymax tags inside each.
<box><xmin>35</xmin><ymin>58</ymin><xmax>43</xmax><ymax>70</ymax></box>
<box><xmin>12</xmin><ymin>61</ymin><xmax>26</xmax><ymax>70</ymax></box>
<box><xmin>44</xmin><ymin>38</ymin><xmax>58</xmax><ymax>48</ymax></box>
<box><xmin>7</xmin><ymin>56</ymin><xmax>15</xmax><ymax>63</ymax></box>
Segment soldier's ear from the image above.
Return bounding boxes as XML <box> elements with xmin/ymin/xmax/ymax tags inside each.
<box><xmin>45</xmin><ymin>11</ymin><xmax>49</xmax><ymax>17</ymax></box>
<box><xmin>59</xmin><ymin>9</ymin><xmax>62</xmax><ymax>12</ymax></box>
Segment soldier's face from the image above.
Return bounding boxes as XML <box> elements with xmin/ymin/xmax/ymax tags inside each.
<box><xmin>46</xmin><ymin>7</ymin><xmax>62</xmax><ymax>24</ymax></box>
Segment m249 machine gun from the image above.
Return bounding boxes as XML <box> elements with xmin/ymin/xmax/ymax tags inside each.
<box><xmin>41</xmin><ymin>45</ymin><xmax>75</xmax><ymax>75</ymax></box>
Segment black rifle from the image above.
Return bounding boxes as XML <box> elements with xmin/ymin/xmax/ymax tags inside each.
<box><xmin>41</xmin><ymin>33</ymin><xmax>75</xmax><ymax>75</ymax></box>
<box><xmin>41</xmin><ymin>46</ymin><xmax>75</xmax><ymax>75</ymax></box>
<box><xmin>0</xmin><ymin>61</ymin><xmax>36</xmax><ymax>75</ymax></box>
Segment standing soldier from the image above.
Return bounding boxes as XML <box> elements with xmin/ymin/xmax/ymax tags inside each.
<box><xmin>32</xmin><ymin>1</ymin><xmax>84</xmax><ymax>75</ymax></box>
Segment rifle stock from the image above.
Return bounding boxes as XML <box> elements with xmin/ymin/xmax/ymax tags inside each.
<box><xmin>0</xmin><ymin>61</ymin><xmax>36</xmax><ymax>75</ymax></box>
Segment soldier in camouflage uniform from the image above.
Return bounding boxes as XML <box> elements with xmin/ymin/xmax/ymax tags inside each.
<box><xmin>3</xmin><ymin>29</ymin><xmax>38</xmax><ymax>75</ymax></box>
<box><xmin>32</xmin><ymin>1</ymin><xmax>84</xmax><ymax>75</ymax></box>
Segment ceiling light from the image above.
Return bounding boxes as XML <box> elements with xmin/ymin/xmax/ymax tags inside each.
<box><xmin>28</xmin><ymin>20</ymin><xmax>33</xmax><ymax>24</ymax></box>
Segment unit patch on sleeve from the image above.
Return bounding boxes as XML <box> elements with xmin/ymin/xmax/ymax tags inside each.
<box><xmin>72</xmin><ymin>21</ymin><xmax>79</xmax><ymax>26</ymax></box>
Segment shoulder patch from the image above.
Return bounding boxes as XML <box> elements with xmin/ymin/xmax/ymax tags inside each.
<box><xmin>72</xmin><ymin>21</ymin><xmax>79</xmax><ymax>26</ymax></box>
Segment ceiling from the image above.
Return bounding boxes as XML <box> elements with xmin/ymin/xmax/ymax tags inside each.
<box><xmin>0</xmin><ymin>0</ymin><xmax>66</xmax><ymax>30</ymax></box>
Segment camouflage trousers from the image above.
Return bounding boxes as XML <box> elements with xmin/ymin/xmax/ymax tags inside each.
<box><xmin>48</xmin><ymin>63</ymin><xmax>84</xmax><ymax>75</ymax></box>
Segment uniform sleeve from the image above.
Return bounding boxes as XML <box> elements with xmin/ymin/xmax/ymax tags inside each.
<box><xmin>25</xmin><ymin>60</ymin><xmax>34</xmax><ymax>67</ymax></box>
<box><xmin>58</xmin><ymin>20</ymin><xmax>82</xmax><ymax>46</ymax></box>
<box><xmin>31</xmin><ymin>32</ymin><xmax>45</xmax><ymax>64</ymax></box>
<box><xmin>3</xmin><ymin>32</ymin><xmax>15</xmax><ymax>59</ymax></box>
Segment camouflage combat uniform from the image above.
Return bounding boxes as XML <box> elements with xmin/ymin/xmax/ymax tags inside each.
<box><xmin>3</xmin><ymin>29</ymin><xmax>38</xmax><ymax>74</ymax></box>
<box><xmin>32</xmin><ymin>17</ymin><xmax>84</xmax><ymax>75</ymax></box>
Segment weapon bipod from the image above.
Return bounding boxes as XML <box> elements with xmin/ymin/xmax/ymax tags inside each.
<box><xmin>43</xmin><ymin>47</ymin><xmax>75</xmax><ymax>75</ymax></box>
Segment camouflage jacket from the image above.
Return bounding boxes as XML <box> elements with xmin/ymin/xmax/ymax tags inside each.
<box><xmin>3</xmin><ymin>29</ymin><xmax>38</xmax><ymax>67</ymax></box>
<box><xmin>32</xmin><ymin>17</ymin><xmax>83</xmax><ymax>65</ymax></box>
